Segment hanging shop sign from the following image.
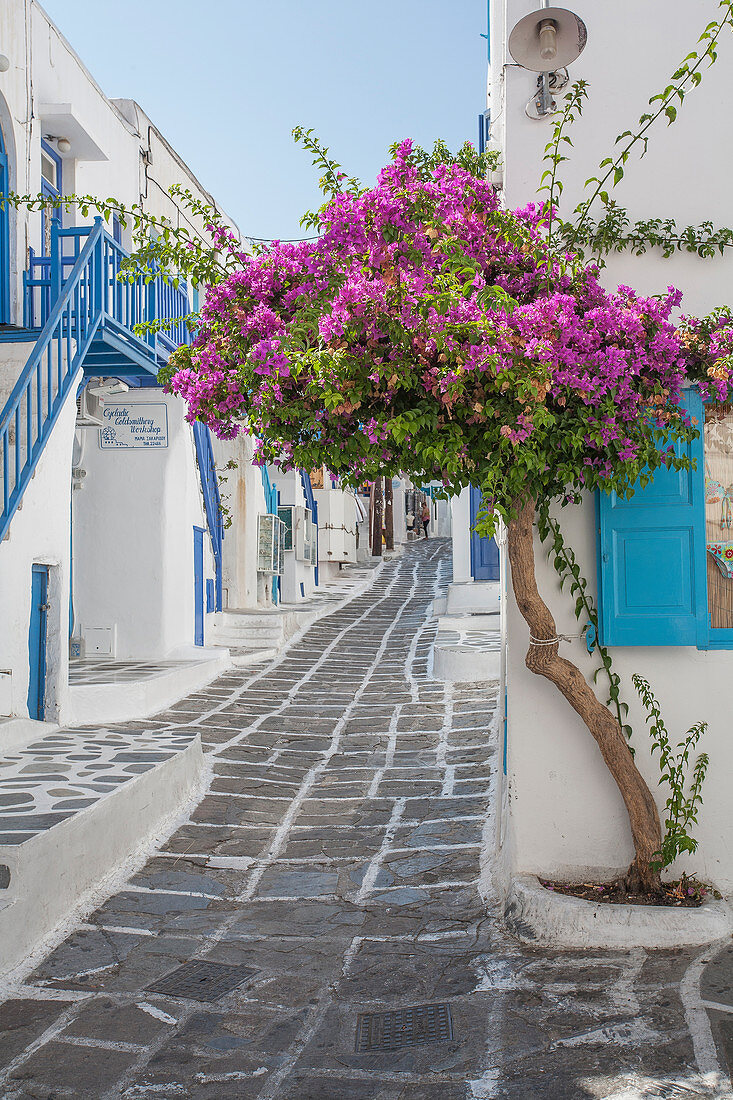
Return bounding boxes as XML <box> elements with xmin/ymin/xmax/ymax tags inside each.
<box><xmin>99</xmin><ymin>403</ymin><xmax>169</xmax><ymax>449</ymax></box>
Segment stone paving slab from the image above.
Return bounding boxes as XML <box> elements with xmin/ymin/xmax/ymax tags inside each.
<box><xmin>0</xmin><ymin>540</ymin><xmax>731</xmax><ymax>1099</ymax></box>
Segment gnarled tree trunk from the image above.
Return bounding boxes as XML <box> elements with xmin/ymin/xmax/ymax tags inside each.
<box><xmin>506</xmin><ymin>497</ymin><xmax>662</xmax><ymax>894</ymax></box>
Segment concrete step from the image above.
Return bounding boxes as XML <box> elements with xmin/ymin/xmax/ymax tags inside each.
<box><xmin>230</xmin><ymin>647</ymin><xmax>278</xmax><ymax>668</ymax></box>
<box><xmin>213</xmin><ymin>622</ymin><xmax>283</xmax><ymax>638</ymax></box>
<box><xmin>218</xmin><ymin>610</ymin><xmax>285</xmax><ymax>626</ymax></box>
<box><xmin>432</xmin><ymin>614</ymin><xmax>501</xmax><ymax>683</ymax></box>
<box><xmin>212</xmin><ymin>636</ymin><xmax>280</xmax><ymax>651</ymax></box>
<box><xmin>208</xmin><ymin>609</ymin><xmax>286</xmax><ymax>655</ymax></box>
<box><xmin>63</xmin><ymin>651</ymin><xmax>230</xmax><ymax>726</ymax></box>
<box><xmin>0</xmin><ymin>726</ymin><xmax>204</xmax><ymax>977</ymax></box>
<box><xmin>0</xmin><ymin>717</ymin><xmax>59</xmax><ymax>754</ymax></box>
<box><xmin>445</xmin><ymin>581</ymin><xmax>500</xmax><ymax>615</ymax></box>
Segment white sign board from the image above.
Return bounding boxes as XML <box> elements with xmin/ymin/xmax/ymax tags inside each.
<box><xmin>99</xmin><ymin>402</ymin><xmax>169</xmax><ymax>449</ymax></box>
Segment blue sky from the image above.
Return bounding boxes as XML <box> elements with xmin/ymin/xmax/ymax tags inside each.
<box><xmin>40</xmin><ymin>0</ymin><xmax>487</xmax><ymax>241</ymax></box>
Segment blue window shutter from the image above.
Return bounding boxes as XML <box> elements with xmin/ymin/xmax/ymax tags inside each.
<box><xmin>597</xmin><ymin>388</ymin><xmax>707</xmax><ymax>647</ymax></box>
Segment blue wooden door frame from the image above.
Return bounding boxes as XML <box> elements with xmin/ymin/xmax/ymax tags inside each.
<box><xmin>0</xmin><ymin>125</ymin><xmax>9</xmax><ymax>324</ymax></box>
<box><xmin>40</xmin><ymin>139</ymin><xmax>62</xmax><ymax>257</ymax></box>
<box><xmin>469</xmin><ymin>485</ymin><xmax>500</xmax><ymax>581</ymax></box>
<box><xmin>193</xmin><ymin>526</ymin><xmax>205</xmax><ymax>647</ymax></box>
<box><xmin>28</xmin><ymin>565</ymin><xmax>49</xmax><ymax>720</ymax></box>
<box><xmin>597</xmin><ymin>389</ymin><xmax>708</xmax><ymax>647</ymax></box>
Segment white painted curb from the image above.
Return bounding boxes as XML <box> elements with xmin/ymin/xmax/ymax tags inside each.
<box><xmin>505</xmin><ymin>874</ymin><xmax>733</xmax><ymax>949</ymax></box>
<box><xmin>0</xmin><ymin>736</ymin><xmax>205</xmax><ymax>979</ymax></box>
<box><xmin>433</xmin><ymin>644</ymin><xmax>500</xmax><ymax>682</ymax></box>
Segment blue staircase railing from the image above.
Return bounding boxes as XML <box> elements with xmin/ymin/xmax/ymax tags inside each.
<box><xmin>1</xmin><ymin>225</ymin><xmax>103</xmax><ymax>543</ymax></box>
<box><xmin>192</xmin><ymin>421</ymin><xmax>224</xmax><ymax>612</ymax></box>
<box><xmin>2</xmin><ymin>217</ymin><xmax>192</xmax><ymax>544</ymax></box>
<box><xmin>299</xmin><ymin>468</ymin><xmax>319</xmax><ymax>586</ymax></box>
<box><xmin>22</xmin><ymin>221</ymin><xmax>189</xmax><ymax>365</ymax></box>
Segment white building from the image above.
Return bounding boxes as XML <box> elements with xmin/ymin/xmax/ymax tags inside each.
<box><xmin>0</xmin><ymin>0</ymin><xmax>283</xmax><ymax>729</ymax></box>
<box><xmin>487</xmin><ymin>0</ymin><xmax>733</xmax><ymax>893</ymax></box>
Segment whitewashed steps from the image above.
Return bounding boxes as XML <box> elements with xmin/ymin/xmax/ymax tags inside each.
<box><xmin>0</xmin><ymin>725</ymin><xmax>203</xmax><ymax>977</ymax></box>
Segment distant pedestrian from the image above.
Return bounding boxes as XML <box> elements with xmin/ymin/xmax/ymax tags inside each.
<box><xmin>421</xmin><ymin>503</ymin><xmax>430</xmax><ymax>539</ymax></box>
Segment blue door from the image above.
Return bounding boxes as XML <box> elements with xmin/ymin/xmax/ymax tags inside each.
<box><xmin>28</xmin><ymin>565</ymin><xmax>49</xmax><ymax>720</ymax></box>
<box><xmin>0</xmin><ymin>125</ymin><xmax>9</xmax><ymax>324</ymax></box>
<box><xmin>40</xmin><ymin>139</ymin><xmax>62</xmax><ymax>258</ymax></box>
<box><xmin>193</xmin><ymin>526</ymin><xmax>204</xmax><ymax>646</ymax></box>
<box><xmin>470</xmin><ymin>485</ymin><xmax>500</xmax><ymax>581</ymax></box>
<box><xmin>597</xmin><ymin>388</ymin><xmax>708</xmax><ymax>647</ymax></box>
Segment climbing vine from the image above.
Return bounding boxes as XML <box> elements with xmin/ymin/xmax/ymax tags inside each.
<box><xmin>538</xmin><ymin>1</ymin><xmax>733</xmax><ymax>261</ymax></box>
<box><xmin>536</xmin><ymin>507</ymin><xmax>632</xmax><ymax>744</ymax></box>
<box><xmin>554</xmin><ymin>201</ymin><xmax>733</xmax><ymax>265</ymax></box>
<box><xmin>568</xmin><ymin>1</ymin><xmax>733</xmax><ymax>249</ymax></box>
<box><xmin>632</xmin><ymin>674</ymin><xmax>709</xmax><ymax>871</ymax></box>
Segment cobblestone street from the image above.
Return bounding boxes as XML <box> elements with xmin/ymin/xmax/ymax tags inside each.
<box><xmin>0</xmin><ymin>540</ymin><xmax>731</xmax><ymax>1098</ymax></box>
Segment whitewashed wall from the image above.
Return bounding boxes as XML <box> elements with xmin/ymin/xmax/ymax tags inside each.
<box><xmin>271</xmin><ymin>469</ymin><xmax>316</xmax><ymax>603</ymax></box>
<box><xmin>314</xmin><ymin>487</ymin><xmax>358</xmax><ymax>583</ymax></box>
<box><xmin>494</xmin><ymin>0</ymin><xmax>733</xmax><ymax>889</ymax></box>
<box><xmin>0</xmin><ymin>0</ymin><xmax>245</xmax><ymax>717</ymax></box>
<box><xmin>391</xmin><ymin>482</ymin><xmax>407</xmax><ymax>546</ymax></box>
<box><xmin>451</xmin><ymin>489</ymin><xmax>472</xmax><ymax>582</ymax></box>
<box><xmin>72</xmin><ymin>392</ymin><xmax>214</xmax><ymax>659</ymax></box>
<box><xmin>0</xmin><ymin>384</ymin><xmax>77</xmax><ymax>723</ymax></box>
<box><xmin>211</xmin><ymin>433</ymin><xmax>270</xmax><ymax>610</ymax></box>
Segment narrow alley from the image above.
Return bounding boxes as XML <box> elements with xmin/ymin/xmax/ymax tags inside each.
<box><xmin>0</xmin><ymin>541</ymin><xmax>729</xmax><ymax>1099</ymax></box>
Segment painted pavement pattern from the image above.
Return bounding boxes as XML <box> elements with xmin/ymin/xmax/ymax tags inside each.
<box><xmin>0</xmin><ymin>539</ymin><xmax>731</xmax><ymax>1099</ymax></box>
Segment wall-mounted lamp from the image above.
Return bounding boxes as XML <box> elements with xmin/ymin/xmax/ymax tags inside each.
<box><xmin>508</xmin><ymin>4</ymin><xmax>587</xmax><ymax>118</ymax></box>
<box><xmin>56</xmin><ymin>137</ymin><xmax>71</xmax><ymax>154</ymax></box>
<box><xmin>0</xmin><ymin>55</ymin><xmax>9</xmax><ymax>74</ymax></box>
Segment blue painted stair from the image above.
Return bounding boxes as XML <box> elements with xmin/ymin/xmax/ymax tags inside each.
<box><xmin>0</xmin><ymin>217</ymin><xmax>190</xmax><ymax>543</ymax></box>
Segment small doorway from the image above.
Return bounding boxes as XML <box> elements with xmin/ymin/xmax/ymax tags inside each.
<box><xmin>0</xmin><ymin>123</ymin><xmax>9</xmax><ymax>324</ymax></box>
<box><xmin>193</xmin><ymin>526</ymin><xmax>204</xmax><ymax>646</ymax></box>
<box><xmin>469</xmin><ymin>485</ymin><xmax>500</xmax><ymax>581</ymax></box>
<box><xmin>28</xmin><ymin>565</ymin><xmax>49</xmax><ymax>720</ymax></box>
<box><xmin>40</xmin><ymin>139</ymin><xmax>62</xmax><ymax>257</ymax></box>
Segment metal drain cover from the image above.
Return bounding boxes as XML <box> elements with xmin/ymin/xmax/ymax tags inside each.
<box><xmin>145</xmin><ymin>961</ymin><xmax>257</xmax><ymax>1002</ymax></box>
<box><xmin>355</xmin><ymin>1003</ymin><xmax>453</xmax><ymax>1052</ymax></box>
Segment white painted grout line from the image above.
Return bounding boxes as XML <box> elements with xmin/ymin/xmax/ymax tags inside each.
<box><xmin>356</xmin><ymin>798</ymin><xmax>408</xmax><ymax>902</ymax></box>
<box><xmin>256</xmin><ymin>934</ymin><xmax>365</xmax><ymax>1100</ymax></box>
<box><xmin>367</xmin><ymin>703</ymin><xmax>402</xmax><ymax>800</ymax></box>
<box><xmin>0</xmin><ymin>1001</ymin><xmax>88</xmax><ymax>1089</ymax></box>
<box><xmin>441</xmin><ymin>764</ymin><xmax>456</xmax><ymax>798</ymax></box>
<box><xmin>136</xmin><ymin>1002</ymin><xmax>178</xmax><ymax>1025</ymax></box>
<box><xmin>55</xmin><ymin>1033</ymin><xmax>147</xmax><ymax>1053</ymax></box>
<box><xmin>78</xmin><ymin>923</ymin><xmax>157</xmax><ymax>937</ymax></box>
<box><xmin>680</xmin><ymin>939</ymin><xmax>733</xmax><ymax>1095</ymax></box>
<box><xmin>167</xmin><ymin>558</ymin><xmax>389</xmax><ymax>739</ymax></box>
<box><xmin>368</xmin><ymin>880</ymin><xmax>475</xmax><ymax>893</ymax></box>
<box><xmin>124</xmin><ymin>885</ymin><xmax>223</xmax><ymax>901</ymax></box>
<box><xmin>234</xmin><ymin>567</ymin><xmax>421</xmax><ymax>905</ymax></box>
<box><xmin>201</xmin><ymin>563</ymin><xmax>419</xmax><ymax>763</ymax></box>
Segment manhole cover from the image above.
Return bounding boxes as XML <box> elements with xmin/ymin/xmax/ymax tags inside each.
<box><xmin>355</xmin><ymin>1003</ymin><xmax>453</xmax><ymax>1052</ymax></box>
<box><xmin>145</xmin><ymin>961</ymin><xmax>257</xmax><ymax>1002</ymax></box>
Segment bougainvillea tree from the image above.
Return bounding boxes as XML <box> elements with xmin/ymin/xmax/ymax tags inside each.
<box><xmin>163</xmin><ymin>137</ymin><xmax>732</xmax><ymax>893</ymax></box>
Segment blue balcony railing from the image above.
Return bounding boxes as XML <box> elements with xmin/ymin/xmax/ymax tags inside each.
<box><xmin>1</xmin><ymin>218</ymin><xmax>193</xmax><ymax>543</ymax></box>
<box><xmin>23</xmin><ymin>223</ymin><xmax>190</xmax><ymax>356</ymax></box>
